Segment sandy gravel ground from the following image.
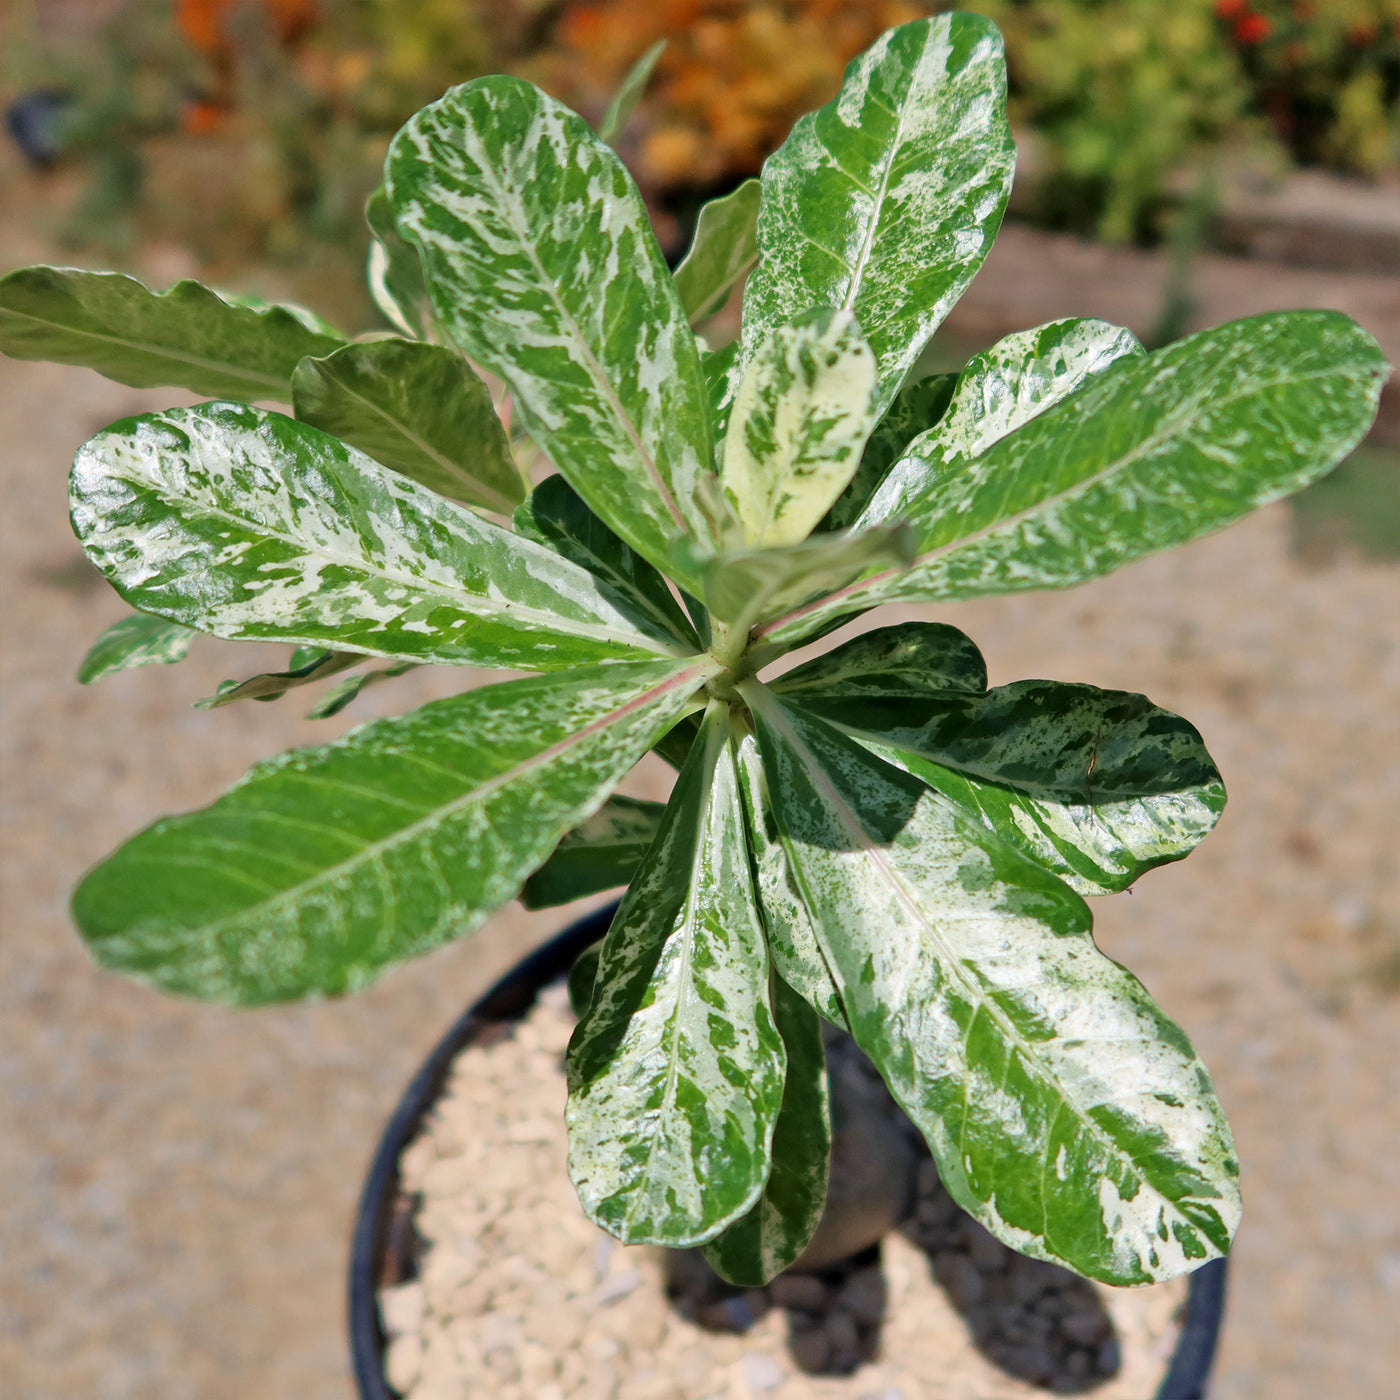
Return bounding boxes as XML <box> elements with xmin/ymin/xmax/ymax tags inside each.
<box><xmin>2</xmin><ymin>213</ymin><xmax>1398</xmax><ymax>1398</ymax></box>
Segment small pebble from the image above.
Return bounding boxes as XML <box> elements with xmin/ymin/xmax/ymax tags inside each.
<box><xmin>741</xmin><ymin>1352</ymin><xmax>784</xmax><ymax>1392</ymax></box>
<box><xmin>787</xmin><ymin>1325</ymin><xmax>831</xmax><ymax>1373</ymax></box>
<box><xmin>769</xmin><ymin>1274</ymin><xmax>828</xmax><ymax>1313</ymax></box>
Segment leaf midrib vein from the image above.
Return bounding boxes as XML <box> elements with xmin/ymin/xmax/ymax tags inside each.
<box><xmin>1</xmin><ymin>303</ymin><xmax>290</xmax><ymax>393</ymax></box>
<box><xmin>163</xmin><ymin>658</ymin><xmax>714</xmax><ymax>942</ymax></box>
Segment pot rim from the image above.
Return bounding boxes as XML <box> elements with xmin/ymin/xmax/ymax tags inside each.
<box><xmin>347</xmin><ymin>902</ymin><xmax>1228</xmax><ymax>1400</ymax></box>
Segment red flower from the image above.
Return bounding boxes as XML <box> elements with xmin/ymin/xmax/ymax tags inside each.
<box><xmin>1215</xmin><ymin>0</ymin><xmax>1247</xmax><ymax>16</ymax></box>
<box><xmin>1234</xmin><ymin>13</ymin><xmax>1273</xmax><ymax>43</ymax></box>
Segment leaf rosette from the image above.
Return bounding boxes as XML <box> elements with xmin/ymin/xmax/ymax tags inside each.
<box><xmin>4</xmin><ymin>10</ymin><xmax>1388</xmax><ymax>1291</ymax></box>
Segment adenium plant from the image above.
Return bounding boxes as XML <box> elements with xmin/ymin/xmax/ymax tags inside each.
<box><xmin>1</xmin><ymin>15</ymin><xmax>1387</xmax><ymax>1292</ymax></box>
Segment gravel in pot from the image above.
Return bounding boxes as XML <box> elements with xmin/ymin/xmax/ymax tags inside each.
<box><xmin>351</xmin><ymin>908</ymin><xmax>1226</xmax><ymax>1400</ymax></box>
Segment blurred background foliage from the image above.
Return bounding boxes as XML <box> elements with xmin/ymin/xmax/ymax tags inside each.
<box><xmin>2</xmin><ymin>0</ymin><xmax>1395</xmax><ymax>278</ymax></box>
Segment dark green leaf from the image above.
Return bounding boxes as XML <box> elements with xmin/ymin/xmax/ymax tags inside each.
<box><xmin>0</xmin><ymin>265</ymin><xmax>343</xmax><ymax>400</ymax></box>
<box><xmin>386</xmin><ymin>77</ymin><xmax>715</xmax><ymax>588</ymax></box>
<box><xmin>566</xmin><ymin>703</ymin><xmax>785</xmax><ymax>1245</ymax></box>
<box><xmin>292</xmin><ymin>338</ymin><xmax>525</xmax><ymax>513</ymax></box>
<box><xmin>744</xmin><ymin>684</ymin><xmax>1240</xmax><ymax>1285</ymax></box>
<box><xmin>521</xmin><ymin>796</ymin><xmax>666</xmax><ymax>909</ymax></box>
<box><xmin>823</xmin><ymin>371</ymin><xmax>957</xmax><ymax>530</ymax></box>
<box><xmin>73</xmin><ymin>656</ymin><xmax>715</xmax><ymax>1003</ymax></box>
<box><xmin>568</xmin><ymin>940</ymin><xmax>603</xmax><ymax>1019</ymax></box>
<box><xmin>703</xmin><ymin>972</ymin><xmax>831</xmax><ymax>1284</ymax></box>
<box><xmin>771</xmin><ymin>621</ymin><xmax>987</xmax><ymax>701</ymax></box>
<box><xmin>71</xmin><ymin>401</ymin><xmax>695</xmax><ymax>670</ymax></box>
<box><xmin>514</xmin><ymin>474</ymin><xmax>699</xmax><ymax>649</ymax></box>
<box><xmin>798</xmin><ymin>680</ymin><xmax>1226</xmax><ymax>896</ymax></box>
<box><xmin>77</xmin><ymin>613</ymin><xmax>194</xmax><ymax>684</ymax></box>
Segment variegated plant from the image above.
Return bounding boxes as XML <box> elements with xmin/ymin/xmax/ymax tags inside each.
<box><xmin>1</xmin><ymin>15</ymin><xmax>1387</xmax><ymax>1290</ymax></box>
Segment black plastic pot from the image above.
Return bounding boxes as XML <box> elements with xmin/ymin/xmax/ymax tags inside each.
<box><xmin>348</xmin><ymin>903</ymin><xmax>1229</xmax><ymax>1400</ymax></box>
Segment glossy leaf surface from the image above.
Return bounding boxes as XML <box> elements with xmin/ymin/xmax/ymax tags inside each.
<box><xmin>365</xmin><ymin>187</ymin><xmax>440</xmax><ymax>341</ymax></box>
<box><xmin>861</xmin><ymin>318</ymin><xmax>1142</xmax><ymax>527</ymax></box>
<box><xmin>77</xmin><ymin>613</ymin><xmax>195</xmax><ymax>684</ymax></box>
<box><xmin>673</xmin><ymin>179</ymin><xmax>761</xmax><ymax>325</ymax></box>
<box><xmin>758</xmin><ymin>311</ymin><xmax>1390</xmax><ymax>649</ymax></box>
<box><xmin>740</xmin><ymin>14</ymin><xmax>1014</xmax><ymax>415</ymax></box>
<box><xmin>722</xmin><ymin>309</ymin><xmax>879</xmax><ymax>548</ymax></box>
<box><xmin>746</xmin><ymin>686</ymin><xmax>1240</xmax><ymax>1285</ymax></box>
<box><xmin>71</xmin><ymin>402</ymin><xmax>690</xmax><ymax>670</ymax></box>
<box><xmin>521</xmin><ymin>796</ymin><xmax>666</xmax><ymax>909</ymax></box>
<box><xmin>0</xmin><ymin>266</ymin><xmax>343</xmax><ymax>400</ymax></box>
<box><xmin>703</xmin><ymin>972</ymin><xmax>831</xmax><ymax>1284</ymax></box>
<box><xmin>804</xmin><ymin>680</ymin><xmax>1226</xmax><ymax>896</ymax></box>
<box><xmin>387</xmin><ymin>77</ymin><xmax>714</xmax><ymax>586</ymax></box>
<box><xmin>292</xmin><ymin>338</ymin><xmax>524</xmax><ymax>512</ymax></box>
<box><xmin>567</xmin><ymin>705</ymin><xmax>785</xmax><ymax>1245</ymax></box>
<box><xmin>514</xmin><ymin>474</ymin><xmax>699</xmax><ymax>649</ymax></box>
<box><xmin>772</xmin><ymin>621</ymin><xmax>987</xmax><ymax>701</ymax></box>
<box><xmin>73</xmin><ymin>657</ymin><xmax>714</xmax><ymax>1003</ymax></box>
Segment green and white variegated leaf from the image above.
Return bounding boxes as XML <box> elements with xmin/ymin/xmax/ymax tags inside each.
<box><xmin>193</xmin><ymin>651</ymin><xmax>362</xmax><ymax>710</ymax></box>
<box><xmin>754</xmin><ymin>311</ymin><xmax>1391</xmax><ymax>651</ymax></box>
<box><xmin>566</xmin><ymin>703</ymin><xmax>785</xmax><ymax>1246</ymax></box>
<box><xmin>690</xmin><ymin>524</ymin><xmax>914</xmax><ymax>635</ymax></box>
<box><xmin>386</xmin><ymin>77</ymin><xmax>715</xmax><ymax>589</ymax></box>
<box><xmin>703</xmin><ymin>971</ymin><xmax>831</xmax><ymax>1285</ymax></box>
<box><xmin>514</xmin><ymin>474</ymin><xmax>699</xmax><ymax>650</ymax></box>
<box><xmin>77</xmin><ymin>613</ymin><xmax>195</xmax><ymax>684</ymax></box>
<box><xmin>673</xmin><ymin>179</ymin><xmax>761</xmax><ymax>325</ymax></box>
<box><xmin>597</xmin><ymin>39</ymin><xmax>666</xmax><ymax>146</ymax></box>
<box><xmin>521</xmin><ymin>796</ymin><xmax>666</xmax><ymax>909</ymax></box>
<box><xmin>71</xmin><ymin>401</ymin><xmax>692</xmax><ymax>671</ymax></box>
<box><xmin>860</xmin><ymin>318</ymin><xmax>1143</xmax><ymax>528</ymax></box>
<box><xmin>305</xmin><ymin>661</ymin><xmax>416</xmax><ymax>720</ymax></box>
<box><xmin>734</xmin><ymin>729</ymin><xmax>846</xmax><ymax>1029</ymax></box>
<box><xmin>743</xmin><ymin>684</ymin><xmax>1241</xmax><ymax>1285</ymax></box>
<box><xmin>291</xmin><ymin>338</ymin><xmax>525</xmax><ymax>513</ymax></box>
<box><xmin>365</xmin><ymin>187</ymin><xmax>441</xmax><ymax>342</ymax></box>
<box><xmin>0</xmin><ymin>265</ymin><xmax>344</xmax><ymax>401</ymax></box>
<box><xmin>799</xmin><ymin>680</ymin><xmax>1226</xmax><ymax>897</ymax></box>
<box><xmin>701</xmin><ymin>340</ymin><xmax>743</xmax><ymax>447</ymax></box>
<box><xmin>740</xmin><ymin>14</ymin><xmax>1014</xmax><ymax>417</ymax></box>
<box><xmin>721</xmin><ymin>309</ymin><xmax>879</xmax><ymax>548</ymax></box>
<box><xmin>772</xmin><ymin>621</ymin><xmax>987</xmax><ymax>702</ymax></box>
<box><xmin>823</xmin><ymin>371</ymin><xmax>957</xmax><ymax>531</ymax></box>
<box><xmin>73</xmin><ymin>657</ymin><xmax>715</xmax><ymax>1003</ymax></box>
